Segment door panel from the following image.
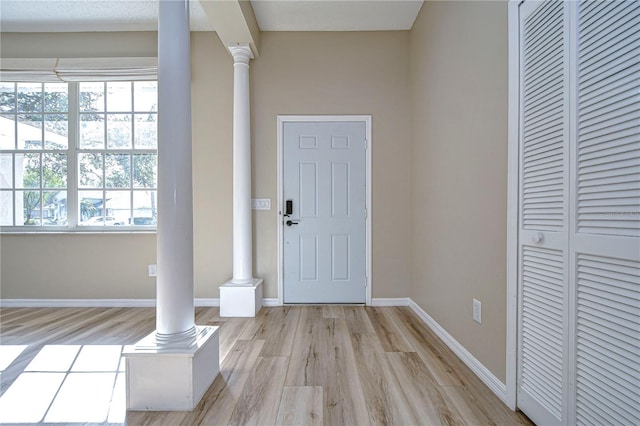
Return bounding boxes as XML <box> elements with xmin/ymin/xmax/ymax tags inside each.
<box><xmin>299</xmin><ymin>162</ymin><xmax>318</xmax><ymax>217</ymax></box>
<box><xmin>283</xmin><ymin>121</ymin><xmax>366</xmax><ymax>304</ymax></box>
<box><xmin>572</xmin><ymin>1</ymin><xmax>640</xmax><ymax>424</ymax></box>
<box><xmin>575</xmin><ymin>254</ymin><xmax>640</xmax><ymax>425</ymax></box>
<box><xmin>331</xmin><ymin>234</ymin><xmax>350</xmax><ymax>281</ymax></box>
<box><xmin>518</xmin><ymin>1</ymin><xmax>569</xmax><ymax>424</ymax></box>
<box><xmin>300</xmin><ymin>234</ymin><xmax>318</xmax><ymax>281</ymax></box>
<box><xmin>517</xmin><ymin>1</ymin><xmax>640</xmax><ymax>424</ymax></box>
<box><xmin>520</xmin><ymin>246</ymin><xmax>565</xmax><ymax>421</ymax></box>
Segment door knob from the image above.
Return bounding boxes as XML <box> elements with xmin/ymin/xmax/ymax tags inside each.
<box><xmin>286</xmin><ymin>220</ymin><xmax>299</xmax><ymax>226</ymax></box>
<box><xmin>532</xmin><ymin>232</ymin><xmax>544</xmax><ymax>244</ymax></box>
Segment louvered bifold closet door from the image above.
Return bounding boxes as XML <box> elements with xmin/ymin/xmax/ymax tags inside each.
<box><xmin>571</xmin><ymin>1</ymin><xmax>640</xmax><ymax>424</ymax></box>
<box><xmin>517</xmin><ymin>1</ymin><xmax>570</xmax><ymax>425</ymax></box>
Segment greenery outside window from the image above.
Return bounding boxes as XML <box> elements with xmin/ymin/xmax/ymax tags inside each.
<box><xmin>0</xmin><ymin>81</ymin><xmax>158</xmax><ymax>230</ymax></box>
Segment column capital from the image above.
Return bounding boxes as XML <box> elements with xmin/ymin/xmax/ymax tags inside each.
<box><xmin>229</xmin><ymin>44</ymin><xmax>254</xmax><ymax>64</ymax></box>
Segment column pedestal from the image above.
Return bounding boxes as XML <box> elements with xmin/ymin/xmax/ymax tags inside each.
<box><xmin>123</xmin><ymin>326</ymin><xmax>219</xmax><ymax>411</ymax></box>
<box><xmin>220</xmin><ymin>278</ymin><xmax>263</xmax><ymax>317</ymax></box>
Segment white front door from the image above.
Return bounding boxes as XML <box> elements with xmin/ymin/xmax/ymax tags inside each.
<box><xmin>283</xmin><ymin>121</ymin><xmax>367</xmax><ymax>303</ymax></box>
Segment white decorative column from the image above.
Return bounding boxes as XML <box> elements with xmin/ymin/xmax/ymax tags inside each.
<box><xmin>220</xmin><ymin>44</ymin><xmax>263</xmax><ymax>317</ymax></box>
<box><xmin>123</xmin><ymin>0</ymin><xmax>219</xmax><ymax>411</ymax></box>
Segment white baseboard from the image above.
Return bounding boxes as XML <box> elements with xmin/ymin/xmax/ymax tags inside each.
<box><xmin>370</xmin><ymin>297</ymin><xmax>410</xmax><ymax>307</ymax></box>
<box><xmin>262</xmin><ymin>298</ymin><xmax>280</xmax><ymax>307</ymax></box>
<box><xmin>195</xmin><ymin>298</ymin><xmax>220</xmax><ymax>307</ymax></box>
<box><xmin>408</xmin><ymin>299</ymin><xmax>507</xmax><ymax>404</ymax></box>
<box><xmin>0</xmin><ymin>298</ymin><xmax>158</xmax><ymax>308</ymax></box>
<box><xmin>0</xmin><ymin>298</ymin><xmax>281</xmax><ymax>308</ymax></box>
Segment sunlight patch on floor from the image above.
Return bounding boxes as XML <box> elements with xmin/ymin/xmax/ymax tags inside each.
<box><xmin>107</xmin><ymin>373</ymin><xmax>127</xmax><ymax>423</ymax></box>
<box><xmin>71</xmin><ymin>345</ymin><xmax>122</xmax><ymax>372</ymax></box>
<box><xmin>0</xmin><ymin>345</ymin><xmax>27</xmax><ymax>371</ymax></box>
<box><xmin>25</xmin><ymin>345</ymin><xmax>80</xmax><ymax>372</ymax></box>
<box><xmin>0</xmin><ymin>344</ymin><xmax>126</xmax><ymax>424</ymax></box>
<box><xmin>0</xmin><ymin>372</ymin><xmax>66</xmax><ymax>423</ymax></box>
<box><xmin>45</xmin><ymin>372</ymin><xmax>117</xmax><ymax>423</ymax></box>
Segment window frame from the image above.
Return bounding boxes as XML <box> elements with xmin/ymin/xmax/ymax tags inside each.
<box><xmin>0</xmin><ymin>80</ymin><xmax>158</xmax><ymax>233</ymax></box>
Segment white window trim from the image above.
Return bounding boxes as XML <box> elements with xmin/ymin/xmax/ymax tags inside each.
<box><xmin>0</xmin><ymin>80</ymin><xmax>158</xmax><ymax>233</ymax></box>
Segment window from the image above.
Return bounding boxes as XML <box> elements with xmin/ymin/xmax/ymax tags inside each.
<box><xmin>0</xmin><ymin>81</ymin><xmax>157</xmax><ymax>230</ymax></box>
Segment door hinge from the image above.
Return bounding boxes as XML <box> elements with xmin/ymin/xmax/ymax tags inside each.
<box><xmin>364</xmin><ymin>139</ymin><xmax>368</xmax><ymax>150</ymax></box>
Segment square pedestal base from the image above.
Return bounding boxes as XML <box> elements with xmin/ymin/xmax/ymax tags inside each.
<box><xmin>122</xmin><ymin>325</ymin><xmax>219</xmax><ymax>411</ymax></box>
<box><xmin>220</xmin><ymin>278</ymin><xmax>263</xmax><ymax>317</ymax></box>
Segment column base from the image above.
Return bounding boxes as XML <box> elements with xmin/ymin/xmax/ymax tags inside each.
<box><xmin>220</xmin><ymin>278</ymin><xmax>263</xmax><ymax>317</ymax></box>
<box><xmin>122</xmin><ymin>325</ymin><xmax>219</xmax><ymax>411</ymax></box>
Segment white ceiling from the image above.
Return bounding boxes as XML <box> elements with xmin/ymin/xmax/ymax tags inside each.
<box><xmin>0</xmin><ymin>0</ymin><xmax>424</xmax><ymax>33</ymax></box>
<box><xmin>252</xmin><ymin>1</ymin><xmax>423</xmax><ymax>31</ymax></box>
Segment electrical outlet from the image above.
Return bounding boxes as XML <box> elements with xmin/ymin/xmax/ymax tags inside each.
<box><xmin>473</xmin><ymin>298</ymin><xmax>482</xmax><ymax>324</ymax></box>
<box><xmin>148</xmin><ymin>264</ymin><xmax>157</xmax><ymax>277</ymax></box>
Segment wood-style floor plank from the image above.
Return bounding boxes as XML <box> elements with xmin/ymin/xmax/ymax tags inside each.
<box><xmin>386</xmin><ymin>351</ymin><xmax>463</xmax><ymax>425</ymax></box>
<box><xmin>322</xmin><ymin>305</ymin><xmax>344</xmax><ymax>319</ymax></box>
<box><xmin>365</xmin><ymin>307</ymin><xmax>414</xmax><ymax>353</ymax></box>
<box><xmin>239</xmin><ymin>306</ymin><xmax>300</xmax><ymax>357</ymax></box>
<box><xmin>180</xmin><ymin>339</ymin><xmax>266</xmax><ymax>426</ymax></box>
<box><xmin>389</xmin><ymin>307</ymin><xmax>533</xmax><ymax>425</ymax></box>
<box><xmin>0</xmin><ymin>306</ymin><xmax>532</xmax><ymax>426</ymax></box>
<box><xmin>343</xmin><ymin>305</ymin><xmax>376</xmax><ymax>334</ymax></box>
<box><xmin>227</xmin><ymin>356</ymin><xmax>288</xmax><ymax>426</ymax></box>
<box><xmin>442</xmin><ymin>385</ymin><xmax>500</xmax><ymax>426</ymax></box>
<box><xmin>210</xmin><ymin>317</ymin><xmax>251</xmax><ymax>362</ymax></box>
<box><xmin>320</xmin><ymin>317</ymin><xmax>370</xmax><ymax>426</ymax></box>
<box><xmin>284</xmin><ymin>306</ymin><xmax>326</xmax><ymax>387</ymax></box>
<box><xmin>275</xmin><ymin>386</ymin><xmax>323</xmax><ymax>426</ymax></box>
<box><xmin>388</xmin><ymin>306</ymin><xmax>466</xmax><ymax>386</ymax></box>
<box><xmin>349</xmin><ymin>332</ymin><xmax>415</xmax><ymax>426</ymax></box>
<box><xmin>127</xmin><ymin>409</ymin><xmax>186</xmax><ymax>426</ymax></box>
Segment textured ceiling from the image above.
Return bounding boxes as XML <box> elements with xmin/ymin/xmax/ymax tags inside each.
<box><xmin>0</xmin><ymin>0</ymin><xmax>424</xmax><ymax>33</ymax></box>
<box><xmin>0</xmin><ymin>0</ymin><xmax>213</xmax><ymax>32</ymax></box>
<box><xmin>252</xmin><ymin>1</ymin><xmax>424</xmax><ymax>31</ymax></box>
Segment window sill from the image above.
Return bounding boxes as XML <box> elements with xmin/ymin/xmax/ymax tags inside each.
<box><xmin>0</xmin><ymin>228</ymin><xmax>157</xmax><ymax>235</ymax></box>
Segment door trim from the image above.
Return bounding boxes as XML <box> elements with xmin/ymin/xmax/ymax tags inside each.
<box><xmin>276</xmin><ymin>115</ymin><xmax>372</xmax><ymax>306</ymax></box>
<box><xmin>506</xmin><ymin>0</ymin><xmax>520</xmax><ymax>411</ymax></box>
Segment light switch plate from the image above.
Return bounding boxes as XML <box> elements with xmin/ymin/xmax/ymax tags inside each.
<box><xmin>252</xmin><ymin>198</ymin><xmax>271</xmax><ymax>210</ymax></box>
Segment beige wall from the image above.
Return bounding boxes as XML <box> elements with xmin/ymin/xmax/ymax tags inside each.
<box><xmin>409</xmin><ymin>1</ymin><xmax>509</xmax><ymax>382</ymax></box>
<box><xmin>1</xmin><ymin>30</ymin><xmax>412</xmax><ymax>300</ymax></box>
<box><xmin>252</xmin><ymin>31</ymin><xmax>412</xmax><ymax>298</ymax></box>
<box><xmin>0</xmin><ymin>32</ymin><xmax>158</xmax><ymax>57</ymax></box>
<box><xmin>0</xmin><ymin>234</ymin><xmax>156</xmax><ymax>299</ymax></box>
<box><xmin>1</xmin><ymin>3</ymin><xmax>511</xmax><ymax>389</ymax></box>
<box><xmin>191</xmin><ymin>32</ymin><xmax>235</xmax><ymax>299</ymax></box>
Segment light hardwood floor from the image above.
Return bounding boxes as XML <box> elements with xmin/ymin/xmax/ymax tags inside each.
<box><xmin>0</xmin><ymin>306</ymin><xmax>533</xmax><ymax>425</ymax></box>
